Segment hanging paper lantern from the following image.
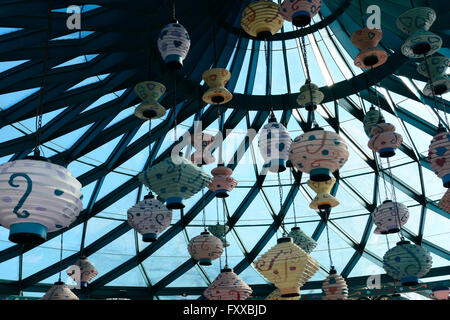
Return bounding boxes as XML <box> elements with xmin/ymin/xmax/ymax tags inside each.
<box><xmin>134</xmin><ymin>81</ymin><xmax>166</xmax><ymax>120</ymax></box>
<box><xmin>241</xmin><ymin>0</ymin><xmax>283</xmax><ymax>40</ymax></box>
<box><xmin>265</xmin><ymin>288</ymin><xmax>300</xmax><ymax>300</ymax></box>
<box><xmin>254</xmin><ymin>237</ymin><xmax>319</xmax><ymax>298</ymax></box>
<box><xmin>429</xmin><ymin>287</ymin><xmax>449</xmax><ymax>300</ymax></box>
<box><xmin>296</xmin><ymin>82</ymin><xmax>324</xmax><ymax>111</ymax></box>
<box><xmin>288</xmin><ymin>226</ymin><xmax>317</xmax><ymax>254</ymax></box>
<box><xmin>203</xmin><ymin>267</ymin><xmax>253</xmax><ymax>300</ymax></box>
<box><xmin>350</xmin><ymin>27</ymin><xmax>388</xmax><ymax>69</ymax></box>
<box><xmin>307</xmin><ymin>177</ymin><xmax>339</xmax><ymax>210</ymax></box>
<box><xmin>383</xmin><ymin>240</ymin><xmax>432</xmax><ymax>286</ymax></box>
<box><xmin>208</xmin><ymin>223</ymin><xmax>230</xmax><ymax>247</ymax></box>
<box><xmin>363</xmin><ymin>106</ymin><xmax>385</xmax><ymax>138</ymax></box>
<box><xmin>0</xmin><ymin>159</ymin><xmax>83</xmax><ymax>245</ymax></box>
<box><xmin>279</xmin><ymin>0</ymin><xmax>321</xmax><ymax>27</ymax></box>
<box><xmin>127</xmin><ymin>193</ymin><xmax>172</xmax><ymax>242</ymax></box>
<box><xmin>438</xmin><ymin>189</ymin><xmax>450</xmax><ymax>213</ymax></box>
<box><xmin>428</xmin><ymin>127</ymin><xmax>450</xmax><ymax>187</ymax></box>
<box><xmin>66</xmin><ymin>256</ymin><xmax>98</xmax><ymax>288</ymax></box>
<box><xmin>368</xmin><ymin>122</ymin><xmax>403</xmax><ymax>158</ymax></box>
<box><xmin>208</xmin><ymin>165</ymin><xmax>238</xmax><ymax>198</ymax></box>
<box><xmin>371</xmin><ymin>200</ymin><xmax>409</xmax><ymax>235</ymax></box>
<box><xmin>289</xmin><ymin>127</ymin><xmax>349</xmax><ymax>181</ymax></box>
<box><xmin>188</xmin><ymin>231</ymin><xmax>223</xmax><ymax>265</ymax></box>
<box><xmin>322</xmin><ymin>267</ymin><xmax>348</xmax><ymax>300</ymax></box>
<box><xmin>41</xmin><ymin>282</ymin><xmax>79</xmax><ymax>300</ymax></box>
<box><xmin>190</xmin><ymin>133</ymin><xmax>215</xmax><ymax>166</ymax></box>
<box><xmin>417</xmin><ymin>56</ymin><xmax>449</xmax><ymax>97</ymax></box>
<box><xmin>157</xmin><ymin>22</ymin><xmax>190</xmax><ymax>69</ymax></box>
<box><xmin>202</xmin><ymin>68</ymin><xmax>233</xmax><ymax>105</ymax></box>
<box><xmin>138</xmin><ymin>154</ymin><xmax>212</xmax><ymax>209</ymax></box>
<box><xmin>258</xmin><ymin>115</ymin><xmax>292</xmax><ymax>173</ymax></box>
<box><xmin>396</xmin><ymin>7</ymin><xmax>442</xmax><ymax>58</ymax></box>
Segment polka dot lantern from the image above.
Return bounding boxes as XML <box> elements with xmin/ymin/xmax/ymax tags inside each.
<box><xmin>0</xmin><ymin>159</ymin><xmax>83</xmax><ymax>245</ymax></box>
<box><xmin>203</xmin><ymin>267</ymin><xmax>253</xmax><ymax>300</ymax></box>
<box><xmin>288</xmin><ymin>226</ymin><xmax>317</xmax><ymax>254</ymax></box>
<box><xmin>157</xmin><ymin>22</ymin><xmax>190</xmax><ymax>69</ymax></box>
<box><xmin>188</xmin><ymin>231</ymin><xmax>223</xmax><ymax>266</ymax></box>
<box><xmin>296</xmin><ymin>82</ymin><xmax>324</xmax><ymax>111</ymax></box>
<box><xmin>208</xmin><ymin>165</ymin><xmax>238</xmax><ymax>198</ymax></box>
<box><xmin>279</xmin><ymin>0</ymin><xmax>321</xmax><ymax>27</ymax></box>
<box><xmin>322</xmin><ymin>267</ymin><xmax>348</xmax><ymax>300</ymax></box>
<box><xmin>241</xmin><ymin>0</ymin><xmax>283</xmax><ymax>40</ymax></box>
<box><xmin>428</xmin><ymin>126</ymin><xmax>450</xmax><ymax>188</ymax></box>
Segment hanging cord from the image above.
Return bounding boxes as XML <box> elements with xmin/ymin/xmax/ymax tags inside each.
<box><xmin>423</xmin><ymin>54</ymin><xmax>444</xmax><ymax>127</ymax></box>
<box><xmin>222</xmin><ymin>198</ymin><xmax>229</xmax><ymax>267</ymax></box>
<box><xmin>58</xmin><ymin>232</ymin><xmax>64</xmax><ymax>282</ymax></box>
<box><xmin>324</xmin><ymin>213</ymin><xmax>334</xmax><ymax>269</ymax></box>
<box><xmin>358</xmin><ymin>0</ymin><xmax>365</xmax><ymax>27</ymax></box>
<box><xmin>172</xmin><ymin>0</ymin><xmax>176</xmax><ymax>21</ymax></box>
<box><xmin>212</xmin><ymin>15</ymin><xmax>218</xmax><ymax>68</ymax></box>
<box><xmin>299</xmin><ymin>31</ymin><xmax>316</xmax><ymax>126</ymax></box>
<box><xmin>218</xmin><ymin>106</ymin><xmax>224</xmax><ymax>165</ymax></box>
<box><xmin>201</xmin><ymin>188</ymin><xmax>207</xmax><ymax>231</ymax></box>
<box><xmin>264</xmin><ymin>40</ymin><xmax>274</xmax><ymax>115</ymax></box>
<box><xmin>290</xmin><ymin>168</ymin><xmax>298</xmax><ymax>227</ymax></box>
<box><xmin>277</xmin><ymin>172</ymin><xmax>285</xmax><ymax>236</ymax></box>
<box><xmin>173</xmin><ymin>69</ymin><xmax>178</xmax><ymax>142</ymax></box>
<box><xmin>380</xmin><ymin>158</ymin><xmax>390</xmax><ymax>201</ymax></box>
<box><xmin>386</xmin><ymin>157</ymin><xmax>405</xmax><ymax>241</ymax></box>
<box><xmin>215</xmin><ymin>197</ymin><xmax>223</xmax><ymax>270</ymax></box>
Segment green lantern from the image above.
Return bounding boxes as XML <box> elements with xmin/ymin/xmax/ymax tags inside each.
<box><xmin>363</xmin><ymin>107</ymin><xmax>384</xmax><ymax>138</ymax></box>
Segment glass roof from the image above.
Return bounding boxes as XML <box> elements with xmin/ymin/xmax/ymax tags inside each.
<box><xmin>0</xmin><ymin>0</ymin><xmax>448</xmax><ymax>300</ymax></box>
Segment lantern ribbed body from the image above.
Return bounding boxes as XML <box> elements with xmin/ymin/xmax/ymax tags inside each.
<box><xmin>188</xmin><ymin>231</ymin><xmax>223</xmax><ymax>265</ymax></box>
<box><xmin>42</xmin><ymin>282</ymin><xmax>79</xmax><ymax>300</ymax></box>
<box><xmin>417</xmin><ymin>56</ymin><xmax>449</xmax><ymax>96</ymax></box>
<box><xmin>288</xmin><ymin>227</ymin><xmax>317</xmax><ymax>254</ymax></box>
<box><xmin>289</xmin><ymin>129</ymin><xmax>349</xmax><ymax>181</ymax></box>
<box><xmin>307</xmin><ymin>178</ymin><xmax>339</xmax><ymax>210</ymax></box>
<box><xmin>296</xmin><ymin>83</ymin><xmax>324</xmax><ymax>110</ymax></box>
<box><xmin>438</xmin><ymin>189</ymin><xmax>450</xmax><ymax>213</ymax></box>
<box><xmin>258</xmin><ymin>120</ymin><xmax>292</xmax><ymax>173</ymax></box>
<box><xmin>265</xmin><ymin>288</ymin><xmax>300</xmax><ymax>300</ymax></box>
<box><xmin>397</xmin><ymin>7</ymin><xmax>441</xmax><ymax>58</ymax></box>
<box><xmin>322</xmin><ymin>270</ymin><xmax>348</xmax><ymax>300</ymax></box>
<box><xmin>350</xmin><ymin>28</ymin><xmax>387</xmax><ymax>69</ymax></box>
<box><xmin>241</xmin><ymin>1</ymin><xmax>283</xmax><ymax>39</ymax></box>
<box><xmin>138</xmin><ymin>155</ymin><xmax>212</xmax><ymax>209</ymax></box>
<box><xmin>208</xmin><ymin>223</ymin><xmax>230</xmax><ymax>247</ymax></box>
<box><xmin>157</xmin><ymin>22</ymin><xmax>190</xmax><ymax>68</ymax></box>
<box><xmin>368</xmin><ymin>123</ymin><xmax>403</xmax><ymax>158</ymax></box>
<box><xmin>67</xmin><ymin>257</ymin><xmax>98</xmax><ymax>286</ymax></box>
<box><xmin>127</xmin><ymin>196</ymin><xmax>172</xmax><ymax>242</ymax></box>
<box><xmin>134</xmin><ymin>81</ymin><xmax>166</xmax><ymax>120</ymax></box>
<box><xmin>254</xmin><ymin>237</ymin><xmax>319</xmax><ymax>297</ymax></box>
<box><xmin>204</xmin><ymin>268</ymin><xmax>253</xmax><ymax>300</ymax></box>
<box><xmin>208</xmin><ymin>166</ymin><xmax>237</xmax><ymax>198</ymax></box>
<box><xmin>279</xmin><ymin>0</ymin><xmax>321</xmax><ymax>27</ymax></box>
<box><xmin>0</xmin><ymin>159</ymin><xmax>83</xmax><ymax>244</ymax></box>
<box><xmin>190</xmin><ymin>133</ymin><xmax>215</xmax><ymax>166</ymax></box>
<box><xmin>371</xmin><ymin>200</ymin><xmax>409</xmax><ymax>235</ymax></box>
<box><xmin>363</xmin><ymin>107</ymin><xmax>383</xmax><ymax>137</ymax></box>
<box><xmin>428</xmin><ymin>130</ymin><xmax>450</xmax><ymax>187</ymax></box>
<box><xmin>202</xmin><ymin>68</ymin><xmax>232</xmax><ymax>105</ymax></box>
<box><xmin>383</xmin><ymin>241</ymin><xmax>432</xmax><ymax>286</ymax></box>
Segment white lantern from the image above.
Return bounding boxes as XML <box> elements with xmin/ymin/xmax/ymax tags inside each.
<box><xmin>0</xmin><ymin>159</ymin><xmax>83</xmax><ymax>244</ymax></box>
<box><xmin>157</xmin><ymin>22</ymin><xmax>190</xmax><ymax>69</ymax></box>
<box><xmin>67</xmin><ymin>256</ymin><xmax>98</xmax><ymax>288</ymax></box>
<box><xmin>41</xmin><ymin>282</ymin><xmax>79</xmax><ymax>300</ymax></box>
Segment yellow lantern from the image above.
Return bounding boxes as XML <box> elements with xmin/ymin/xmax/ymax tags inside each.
<box><xmin>265</xmin><ymin>288</ymin><xmax>300</xmax><ymax>300</ymax></box>
<box><xmin>307</xmin><ymin>177</ymin><xmax>339</xmax><ymax>210</ymax></box>
<box><xmin>241</xmin><ymin>0</ymin><xmax>284</xmax><ymax>40</ymax></box>
<box><xmin>254</xmin><ymin>237</ymin><xmax>319</xmax><ymax>298</ymax></box>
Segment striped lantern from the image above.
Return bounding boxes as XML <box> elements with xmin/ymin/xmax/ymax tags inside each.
<box><xmin>138</xmin><ymin>154</ymin><xmax>212</xmax><ymax>209</ymax></box>
<box><xmin>296</xmin><ymin>83</ymin><xmax>324</xmax><ymax>111</ymax></box>
<box><xmin>0</xmin><ymin>159</ymin><xmax>83</xmax><ymax>245</ymax></box>
<box><xmin>350</xmin><ymin>27</ymin><xmax>388</xmax><ymax>69</ymax></box>
<box><xmin>157</xmin><ymin>22</ymin><xmax>190</xmax><ymax>69</ymax></box>
<box><xmin>307</xmin><ymin>177</ymin><xmax>339</xmax><ymax>210</ymax></box>
<box><xmin>322</xmin><ymin>267</ymin><xmax>348</xmax><ymax>300</ymax></box>
<box><xmin>258</xmin><ymin>115</ymin><xmax>292</xmax><ymax>173</ymax></box>
<box><xmin>241</xmin><ymin>0</ymin><xmax>283</xmax><ymax>39</ymax></box>
<box><xmin>288</xmin><ymin>226</ymin><xmax>317</xmax><ymax>254</ymax></box>
<box><xmin>208</xmin><ymin>165</ymin><xmax>238</xmax><ymax>198</ymax></box>
<box><xmin>371</xmin><ymin>200</ymin><xmax>409</xmax><ymax>235</ymax></box>
<box><xmin>188</xmin><ymin>231</ymin><xmax>223</xmax><ymax>266</ymax></box>
<box><xmin>208</xmin><ymin>223</ymin><xmax>230</xmax><ymax>247</ymax></box>
<box><xmin>202</xmin><ymin>68</ymin><xmax>233</xmax><ymax>105</ymax></box>
<box><xmin>127</xmin><ymin>193</ymin><xmax>172</xmax><ymax>242</ymax></box>
<box><xmin>383</xmin><ymin>240</ymin><xmax>432</xmax><ymax>285</ymax></box>
<box><xmin>254</xmin><ymin>237</ymin><xmax>319</xmax><ymax>298</ymax></box>
<box><xmin>289</xmin><ymin>127</ymin><xmax>349</xmax><ymax>181</ymax></box>
<box><xmin>428</xmin><ymin>127</ymin><xmax>450</xmax><ymax>187</ymax></box>
<box><xmin>368</xmin><ymin>122</ymin><xmax>403</xmax><ymax>158</ymax></box>
<box><xmin>134</xmin><ymin>81</ymin><xmax>166</xmax><ymax>120</ymax></box>
<box><xmin>417</xmin><ymin>56</ymin><xmax>449</xmax><ymax>97</ymax></box>
<box><xmin>438</xmin><ymin>189</ymin><xmax>450</xmax><ymax>213</ymax></box>
<box><xmin>396</xmin><ymin>7</ymin><xmax>442</xmax><ymax>58</ymax></box>
<box><xmin>42</xmin><ymin>282</ymin><xmax>79</xmax><ymax>300</ymax></box>
<box><xmin>204</xmin><ymin>267</ymin><xmax>253</xmax><ymax>300</ymax></box>
<box><xmin>363</xmin><ymin>107</ymin><xmax>384</xmax><ymax>137</ymax></box>
<box><xmin>279</xmin><ymin>0</ymin><xmax>321</xmax><ymax>27</ymax></box>
<box><xmin>67</xmin><ymin>256</ymin><xmax>98</xmax><ymax>287</ymax></box>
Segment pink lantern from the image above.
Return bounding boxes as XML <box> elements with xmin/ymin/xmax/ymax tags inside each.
<box><xmin>368</xmin><ymin>122</ymin><xmax>403</xmax><ymax>158</ymax></box>
<box><xmin>371</xmin><ymin>200</ymin><xmax>409</xmax><ymax>235</ymax></box>
<box><xmin>188</xmin><ymin>231</ymin><xmax>223</xmax><ymax>265</ymax></box>
<box><xmin>429</xmin><ymin>287</ymin><xmax>449</xmax><ymax>300</ymax></box>
<box><xmin>350</xmin><ymin>27</ymin><xmax>388</xmax><ymax>69</ymax></box>
<box><xmin>438</xmin><ymin>189</ymin><xmax>450</xmax><ymax>213</ymax></box>
<box><xmin>208</xmin><ymin>165</ymin><xmax>238</xmax><ymax>198</ymax></box>
<box><xmin>428</xmin><ymin>127</ymin><xmax>450</xmax><ymax>187</ymax></box>
<box><xmin>322</xmin><ymin>267</ymin><xmax>348</xmax><ymax>300</ymax></box>
<box><xmin>279</xmin><ymin>0</ymin><xmax>321</xmax><ymax>27</ymax></box>
<box><xmin>67</xmin><ymin>256</ymin><xmax>98</xmax><ymax>288</ymax></box>
<box><xmin>190</xmin><ymin>133</ymin><xmax>215</xmax><ymax>166</ymax></box>
<box><xmin>203</xmin><ymin>267</ymin><xmax>253</xmax><ymax>300</ymax></box>
<box><xmin>289</xmin><ymin>127</ymin><xmax>349</xmax><ymax>181</ymax></box>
